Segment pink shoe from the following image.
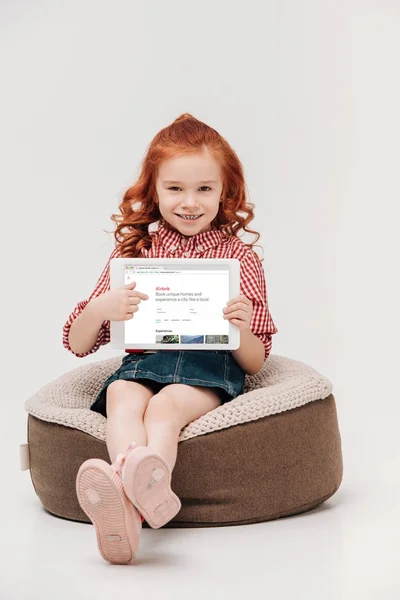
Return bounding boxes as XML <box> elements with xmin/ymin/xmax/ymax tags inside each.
<box><xmin>121</xmin><ymin>446</ymin><xmax>181</xmax><ymax>529</ymax></box>
<box><xmin>76</xmin><ymin>452</ymin><xmax>142</xmax><ymax>565</ymax></box>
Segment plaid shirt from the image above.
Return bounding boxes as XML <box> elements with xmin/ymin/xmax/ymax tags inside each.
<box><xmin>63</xmin><ymin>223</ymin><xmax>278</xmax><ymax>358</ymax></box>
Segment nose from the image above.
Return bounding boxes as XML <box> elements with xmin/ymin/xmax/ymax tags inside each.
<box><xmin>180</xmin><ymin>193</ymin><xmax>200</xmax><ymax>208</ymax></box>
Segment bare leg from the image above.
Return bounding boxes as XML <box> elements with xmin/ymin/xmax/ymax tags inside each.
<box><xmin>143</xmin><ymin>384</ymin><xmax>222</xmax><ymax>470</ymax></box>
<box><xmin>105</xmin><ymin>380</ymin><xmax>155</xmax><ymax>463</ymax></box>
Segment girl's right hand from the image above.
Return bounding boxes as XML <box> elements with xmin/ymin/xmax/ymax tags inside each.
<box><xmin>91</xmin><ymin>281</ymin><xmax>149</xmax><ymax>321</ymax></box>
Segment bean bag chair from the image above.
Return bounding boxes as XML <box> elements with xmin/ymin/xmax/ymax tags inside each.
<box><xmin>21</xmin><ymin>354</ymin><xmax>342</xmax><ymax>527</ymax></box>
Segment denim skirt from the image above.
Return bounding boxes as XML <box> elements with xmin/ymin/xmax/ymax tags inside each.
<box><xmin>90</xmin><ymin>350</ymin><xmax>245</xmax><ymax>418</ymax></box>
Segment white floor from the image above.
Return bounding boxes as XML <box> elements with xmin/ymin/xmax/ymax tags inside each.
<box><xmin>2</xmin><ymin>389</ymin><xmax>399</xmax><ymax>600</ymax></box>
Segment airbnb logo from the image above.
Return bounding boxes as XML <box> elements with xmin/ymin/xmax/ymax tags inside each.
<box><xmin>156</xmin><ymin>286</ymin><xmax>170</xmax><ymax>291</ymax></box>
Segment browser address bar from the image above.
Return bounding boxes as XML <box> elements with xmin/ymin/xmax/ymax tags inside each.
<box><xmin>132</xmin><ymin>270</ymin><xmax>224</xmax><ymax>274</ymax></box>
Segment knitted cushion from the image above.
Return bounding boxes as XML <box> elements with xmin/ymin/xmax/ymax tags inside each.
<box><xmin>23</xmin><ymin>355</ymin><xmax>343</xmax><ymax>526</ymax></box>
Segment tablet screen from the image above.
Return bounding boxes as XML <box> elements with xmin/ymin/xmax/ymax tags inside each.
<box><xmin>110</xmin><ymin>258</ymin><xmax>240</xmax><ymax>350</ymax></box>
<box><xmin>125</xmin><ymin>263</ymin><xmax>229</xmax><ymax>345</ymax></box>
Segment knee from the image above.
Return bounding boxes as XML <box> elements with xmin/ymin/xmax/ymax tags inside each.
<box><xmin>106</xmin><ymin>380</ymin><xmax>149</xmax><ymax>416</ymax></box>
<box><xmin>143</xmin><ymin>391</ymin><xmax>181</xmax><ymax>429</ymax></box>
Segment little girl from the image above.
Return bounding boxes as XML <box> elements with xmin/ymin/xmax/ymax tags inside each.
<box><xmin>63</xmin><ymin>113</ymin><xmax>277</xmax><ymax>565</ymax></box>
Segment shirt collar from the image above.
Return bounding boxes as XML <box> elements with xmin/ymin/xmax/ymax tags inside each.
<box><xmin>152</xmin><ymin>221</ymin><xmax>225</xmax><ymax>253</ymax></box>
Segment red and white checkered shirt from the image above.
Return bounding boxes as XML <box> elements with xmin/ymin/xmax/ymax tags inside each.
<box><xmin>63</xmin><ymin>223</ymin><xmax>278</xmax><ymax>358</ymax></box>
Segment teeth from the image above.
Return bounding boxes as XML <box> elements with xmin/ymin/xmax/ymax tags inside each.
<box><xmin>178</xmin><ymin>214</ymin><xmax>201</xmax><ymax>220</ymax></box>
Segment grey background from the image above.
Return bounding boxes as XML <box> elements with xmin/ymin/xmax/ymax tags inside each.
<box><xmin>1</xmin><ymin>1</ymin><xmax>399</xmax><ymax>598</ymax></box>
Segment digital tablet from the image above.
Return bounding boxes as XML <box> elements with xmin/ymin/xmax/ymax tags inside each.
<box><xmin>110</xmin><ymin>258</ymin><xmax>240</xmax><ymax>351</ymax></box>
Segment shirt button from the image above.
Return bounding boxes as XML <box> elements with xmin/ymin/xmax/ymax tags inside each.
<box><xmin>181</xmin><ymin>239</ymin><xmax>188</xmax><ymax>246</ymax></box>
<box><xmin>198</xmin><ymin>244</ymin><xmax>204</xmax><ymax>251</ymax></box>
<box><xmin>170</xmin><ymin>245</ymin><xmax>176</xmax><ymax>252</ymax></box>
<box><xmin>183</xmin><ymin>251</ymin><xmax>191</xmax><ymax>257</ymax></box>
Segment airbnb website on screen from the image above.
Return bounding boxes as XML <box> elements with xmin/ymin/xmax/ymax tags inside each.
<box><xmin>124</xmin><ymin>265</ymin><xmax>230</xmax><ymax>345</ymax></box>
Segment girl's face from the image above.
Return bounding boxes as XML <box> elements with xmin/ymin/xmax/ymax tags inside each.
<box><xmin>155</xmin><ymin>151</ymin><xmax>223</xmax><ymax>236</ymax></box>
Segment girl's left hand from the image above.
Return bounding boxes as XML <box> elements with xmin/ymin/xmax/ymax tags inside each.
<box><xmin>223</xmin><ymin>294</ymin><xmax>253</xmax><ymax>331</ymax></box>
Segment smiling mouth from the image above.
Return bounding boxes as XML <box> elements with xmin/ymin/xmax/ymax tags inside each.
<box><xmin>176</xmin><ymin>214</ymin><xmax>203</xmax><ymax>221</ymax></box>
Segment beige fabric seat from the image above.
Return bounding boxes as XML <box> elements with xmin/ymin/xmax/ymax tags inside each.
<box><xmin>22</xmin><ymin>355</ymin><xmax>343</xmax><ymax>527</ymax></box>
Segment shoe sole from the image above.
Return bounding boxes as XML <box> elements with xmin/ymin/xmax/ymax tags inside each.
<box><xmin>76</xmin><ymin>459</ymin><xmax>141</xmax><ymax>564</ymax></box>
<box><xmin>122</xmin><ymin>448</ymin><xmax>181</xmax><ymax>529</ymax></box>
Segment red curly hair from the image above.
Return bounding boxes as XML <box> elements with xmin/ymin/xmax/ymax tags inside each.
<box><xmin>105</xmin><ymin>113</ymin><xmax>263</xmax><ymax>260</ymax></box>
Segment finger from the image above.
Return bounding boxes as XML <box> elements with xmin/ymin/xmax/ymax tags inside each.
<box><xmin>127</xmin><ymin>290</ymin><xmax>149</xmax><ymax>300</ymax></box>
<box><xmin>128</xmin><ymin>297</ymin><xmax>142</xmax><ymax>305</ymax></box>
<box><xmin>226</xmin><ymin>295</ymin><xmax>250</xmax><ymax>307</ymax></box>
<box><xmin>224</xmin><ymin>304</ymin><xmax>248</xmax><ymax>315</ymax></box>
<box><xmin>127</xmin><ymin>305</ymin><xmax>139</xmax><ymax>314</ymax></box>
<box><xmin>224</xmin><ymin>309</ymin><xmax>247</xmax><ymax>320</ymax></box>
<box><xmin>230</xmin><ymin>318</ymin><xmax>249</xmax><ymax>329</ymax></box>
<box><xmin>228</xmin><ymin>301</ymin><xmax>248</xmax><ymax>312</ymax></box>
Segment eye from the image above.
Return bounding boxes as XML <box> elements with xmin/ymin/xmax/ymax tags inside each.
<box><xmin>168</xmin><ymin>186</ymin><xmax>212</xmax><ymax>192</ymax></box>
